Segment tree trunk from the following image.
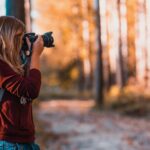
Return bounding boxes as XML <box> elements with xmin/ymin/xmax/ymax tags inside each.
<box><xmin>6</xmin><ymin>0</ymin><xmax>31</xmax><ymax>32</ymax></box>
<box><xmin>144</xmin><ymin>0</ymin><xmax>148</xmax><ymax>87</ymax></box>
<box><xmin>25</xmin><ymin>0</ymin><xmax>32</xmax><ymax>32</ymax></box>
<box><xmin>105</xmin><ymin>0</ymin><xmax>112</xmax><ymax>90</ymax></box>
<box><xmin>81</xmin><ymin>0</ymin><xmax>93</xmax><ymax>90</ymax></box>
<box><xmin>117</xmin><ymin>0</ymin><xmax>126</xmax><ymax>88</ymax></box>
<box><xmin>126</xmin><ymin>0</ymin><xmax>136</xmax><ymax>78</ymax></box>
<box><xmin>145</xmin><ymin>0</ymin><xmax>150</xmax><ymax>87</ymax></box>
<box><xmin>135</xmin><ymin>0</ymin><xmax>147</xmax><ymax>85</ymax></box>
<box><xmin>6</xmin><ymin>0</ymin><xmax>26</xmax><ymax>24</ymax></box>
<box><xmin>77</xmin><ymin>58</ymin><xmax>85</xmax><ymax>92</ymax></box>
<box><xmin>94</xmin><ymin>0</ymin><xmax>104</xmax><ymax>107</ymax></box>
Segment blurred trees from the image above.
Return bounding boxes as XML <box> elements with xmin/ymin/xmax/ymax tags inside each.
<box><xmin>97</xmin><ymin>0</ymin><xmax>150</xmax><ymax>107</ymax></box>
<box><xmin>7</xmin><ymin>0</ymin><xmax>150</xmax><ymax>105</ymax></box>
<box><xmin>4</xmin><ymin>0</ymin><xmax>150</xmax><ymax>111</ymax></box>
<box><xmin>33</xmin><ymin>0</ymin><xmax>96</xmax><ymax>94</ymax></box>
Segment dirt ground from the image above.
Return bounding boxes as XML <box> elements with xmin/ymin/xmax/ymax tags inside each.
<box><xmin>33</xmin><ymin>100</ymin><xmax>150</xmax><ymax>150</ymax></box>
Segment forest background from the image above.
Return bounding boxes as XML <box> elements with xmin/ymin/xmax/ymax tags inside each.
<box><xmin>1</xmin><ymin>0</ymin><xmax>150</xmax><ymax>115</ymax></box>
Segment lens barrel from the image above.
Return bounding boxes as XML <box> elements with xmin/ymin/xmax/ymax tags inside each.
<box><xmin>42</xmin><ymin>32</ymin><xmax>54</xmax><ymax>47</ymax></box>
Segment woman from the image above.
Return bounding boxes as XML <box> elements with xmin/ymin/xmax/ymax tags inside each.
<box><xmin>0</xmin><ymin>16</ymin><xmax>44</xmax><ymax>149</ymax></box>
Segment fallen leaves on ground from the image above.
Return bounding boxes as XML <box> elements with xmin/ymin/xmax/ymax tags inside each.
<box><xmin>33</xmin><ymin>100</ymin><xmax>150</xmax><ymax>150</ymax></box>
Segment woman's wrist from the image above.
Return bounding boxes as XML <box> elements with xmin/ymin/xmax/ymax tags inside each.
<box><xmin>32</xmin><ymin>52</ymin><xmax>41</xmax><ymax>58</ymax></box>
<box><xmin>30</xmin><ymin>54</ymin><xmax>40</xmax><ymax>70</ymax></box>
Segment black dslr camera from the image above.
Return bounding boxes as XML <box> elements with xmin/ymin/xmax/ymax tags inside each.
<box><xmin>21</xmin><ymin>31</ymin><xmax>54</xmax><ymax>51</ymax></box>
<box><xmin>20</xmin><ymin>32</ymin><xmax>54</xmax><ymax>64</ymax></box>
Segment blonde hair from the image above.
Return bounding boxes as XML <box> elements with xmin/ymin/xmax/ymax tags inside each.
<box><xmin>0</xmin><ymin>16</ymin><xmax>25</xmax><ymax>75</ymax></box>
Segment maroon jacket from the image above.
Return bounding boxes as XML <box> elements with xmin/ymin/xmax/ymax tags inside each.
<box><xmin>0</xmin><ymin>59</ymin><xmax>41</xmax><ymax>143</ymax></box>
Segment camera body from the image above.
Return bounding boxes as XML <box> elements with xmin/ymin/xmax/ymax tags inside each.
<box><xmin>21</xmin><ymin>32</ymin><xmax>54</xmax><ymax>52</ymax></box>
<box><xmin>20</xmin><ymin>32</ymin><xmax>54</xmax><ymax>65</ymax></box>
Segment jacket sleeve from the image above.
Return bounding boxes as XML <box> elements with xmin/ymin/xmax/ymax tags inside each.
<box><xmin>0</xmin><ymin>61</ymin><xmax>41</xmax><ymax>99</ymax></box>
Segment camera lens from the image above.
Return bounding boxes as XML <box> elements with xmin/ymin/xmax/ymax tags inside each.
<box><xmin>42</xmin><ymin>32</ymin><xmax>54</xmax><ymax>47</ymax></box>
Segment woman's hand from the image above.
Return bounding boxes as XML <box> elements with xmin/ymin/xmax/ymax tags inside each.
<box><xmin>29</xmin><ymin>35</ymin><xmax>44</xmax><ymax>70</ymax></box>
<box><xmin>32</xmin><ymin>35</ymin><xmax>44</xmax><ymax>56</ymax></box>
<box><xmin>26</xmin><ymin>35</ymin><xmax>44</xmax><ymax>56</ymax></box>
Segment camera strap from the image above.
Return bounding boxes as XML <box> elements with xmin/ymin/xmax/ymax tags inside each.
<box><xmin>0</xmin><ymin>88</ymin><xmax>4</xmax><ymax>103</ymax></box>
<box><xmin>20</xmin><ymin>43</ymin><xmax>33</xmax><ymax>105</ymax></box>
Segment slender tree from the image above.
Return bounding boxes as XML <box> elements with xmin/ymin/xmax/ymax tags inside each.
<box><xmin>104</xmin><ymin>0</ymin><xmax>112</xmax><ymax>90</ymax></box>
<box><xmin>25</xmin><ymin>0</ymin><xmax>32</xmax><ymax>32</ymax></box>
<box><xmin>81</xmin><ymin>0</ymin><xmax>92</xmax><ymax>90</ymax></box>
<box><xmin>6</xmin><ymin>0</ymin><xmax>31</xmax><ymax>32</ymax></box>
<box><xmin>94</xmin><ymin>0</ymin><xmax>104</xmax><ymax>106</ymax></box>
<box><xmin>117</xmin><ymin>0</ymin><xmax>126</xmax><ymax>88</ymax></box>
<box><xmin>6</xmin><ymin>0</ymin><xmax>26</xmax><ymax>23</ymax></box>
<box><xmin>126</xmin><ymin>0</ymin><xmax>136</xmax><ymax>78</ymax></box>
<box><xmin>135</xmin><ymin>0</ymin><xmax>147</xmax><ymax>85</ymax></box>
<box><xmin>144</xmin><ymin>0</ymin><xmax>149</xmax><ymax>87</ymax></box>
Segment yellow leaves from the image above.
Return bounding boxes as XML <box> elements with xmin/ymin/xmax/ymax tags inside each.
<box><xmin>70</xmin><ymin>68</ymin><xmax>79</xmax><ymax>80</ymax></box>
<box><xmin>80</xmin><ymin>48</ymin><xmax>88</xmax><ymax>60</ymax></box>
<box><xmin>109</xmin><ymin>86</ymin><xmax>120</xmax><ymax>97</ymax></box>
